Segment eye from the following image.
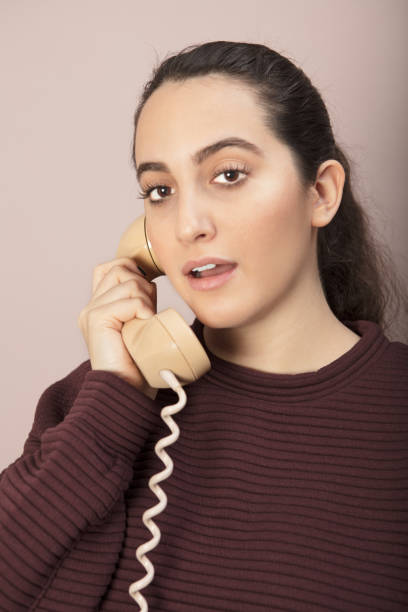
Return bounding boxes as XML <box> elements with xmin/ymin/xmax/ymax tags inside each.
<box><xmin>212</xmin><ymin>164</ymin><xmax>250</xmax><ymax>187</ymax></box>
<box><xmin>137</xmin><ymin>184</ymin><xmax>174</xmax><ymax>204</ymax></box>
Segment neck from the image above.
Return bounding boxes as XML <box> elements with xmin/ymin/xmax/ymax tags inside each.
<box><xmin>203</xmin><ymin>275</ymin><xmax>360</xmax><ymax>375</ymax></box>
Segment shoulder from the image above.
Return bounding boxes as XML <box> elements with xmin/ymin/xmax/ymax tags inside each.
<box><xmin>349</xmin><ymin>320</ymin><xmax>408</xmax><ymax>375</ymax></box>
<box><xmin>365</xmin><ymin>334</ymin><xmax>408</xmax><ymax>404</ymax></box>
<box><xmin>381</xmin><ymin>337</ymin><xmax>408</xmax><ymax>370</ymax></box>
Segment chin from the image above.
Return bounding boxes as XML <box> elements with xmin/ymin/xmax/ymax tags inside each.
<box><xmin>189</xmin><ymin>300</ymin><xmax>252</xmax><ymax>330</ymax></box>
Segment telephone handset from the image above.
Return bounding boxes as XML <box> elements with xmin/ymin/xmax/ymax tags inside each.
<box><xmin>116</xmin><ymin>216</ymin><xmax>211</xmax><ymax>609</ymax></box>
<box><xmin>116</xmin><ymin>215</ymin><xmax>211</xmax><ymax>389</ymax></box>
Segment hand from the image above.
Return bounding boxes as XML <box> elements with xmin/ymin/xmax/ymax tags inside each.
<box><xmin>78</xmin><ymin>257</ymin><xmax>158</xmax><ymax>399</ymax></box>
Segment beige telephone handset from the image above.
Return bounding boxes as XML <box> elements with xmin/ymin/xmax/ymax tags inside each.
<box><xmin>116</xmin><ymin>215</ymin><xmax>211</xmax><ymax>610</ymax></box>
<box><xmin>116</xmin><ymin>215</ymin><xmax>211</xmax><ymax>389</ymax></box>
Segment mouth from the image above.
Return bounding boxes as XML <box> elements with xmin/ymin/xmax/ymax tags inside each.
<box><xmin>186</xmin><ymin>262</ymin><xmax>238</xmax><ymax>291</ymax></box>
<box><xmin>182</xmin><ymin>257</ymin><xmax>237</xmax><ymax>277</ymax></box>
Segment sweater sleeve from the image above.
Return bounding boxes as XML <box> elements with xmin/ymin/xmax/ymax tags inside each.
<box><xmin>0</xmin><ymin>361</ymin><xmax>161</xmax><ymax>610</ymax></box>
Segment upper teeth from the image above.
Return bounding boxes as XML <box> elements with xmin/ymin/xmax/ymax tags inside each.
<box><xmin>191</xmin><ymin>263</ymin><xmax>217</xmax><ymax>273</ymax></box>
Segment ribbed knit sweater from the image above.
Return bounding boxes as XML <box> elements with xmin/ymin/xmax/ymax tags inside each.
<box><xmin>1</xmin><ymin>318</ymin><xmax>407</xmax><ymax>611</ymax></box>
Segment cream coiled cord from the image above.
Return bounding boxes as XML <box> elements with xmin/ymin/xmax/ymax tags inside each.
<box><xmin>128</xmin><ymin>369</ymin><xmax>187</xmax><ymax>611</ymax></box>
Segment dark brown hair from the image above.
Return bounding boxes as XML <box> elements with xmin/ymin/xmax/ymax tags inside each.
<box><xmin>131</xmin><ymin>41</ymin><xmax>407</xmax><ymax>338</ymax></box>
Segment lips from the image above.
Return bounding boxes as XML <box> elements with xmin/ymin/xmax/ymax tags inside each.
<box><xmin>182</xmin><ymin>257</ymin><xmax>236</xmax><ymax>276</ymax></box>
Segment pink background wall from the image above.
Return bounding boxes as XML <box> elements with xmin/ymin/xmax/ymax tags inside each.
<box><xmin>1</xmin><ymin>0</ymin><xmax>407</xmax><ymax>469</ymax></box>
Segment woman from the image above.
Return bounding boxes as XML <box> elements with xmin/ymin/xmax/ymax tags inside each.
<box><xmin>1</xmin><ymin>41</ymin><xmax>407</xmax><ymax>611</ymax></box>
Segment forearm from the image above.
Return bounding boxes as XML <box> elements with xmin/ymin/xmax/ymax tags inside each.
<box><xmin>0</xmin><ymin>369</ymin><xmax>160</xmax><ymax>610</ymax></box>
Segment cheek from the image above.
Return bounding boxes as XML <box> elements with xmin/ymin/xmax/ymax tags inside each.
<box><xmin>237</xmin><ymin>197</ymin><xmax>312</xmax><ymax>303</ymax></box>
<box><xmin>240</xmin><ymin>190</ymin><xmax>312</xmax><ymax>282</ymax></box>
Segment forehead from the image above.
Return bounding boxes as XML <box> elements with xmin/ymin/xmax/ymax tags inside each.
<box><xmin>134</xmin><ymin>75</ymin><xmax>269</xmax><ymax>160</ymax></box>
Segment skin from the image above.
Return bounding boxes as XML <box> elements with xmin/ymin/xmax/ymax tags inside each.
<box><xmin>134</xmin><ymin>74</ymin><xmax>360</xmax><ymax>375</ymax></box>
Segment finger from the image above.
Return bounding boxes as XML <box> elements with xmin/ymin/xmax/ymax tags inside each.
<box><xmin>92</xmin><ymin>257</ymin><xmax>144</xmax><ymax>295</ymax></box>
<box><xmin>87</xmin><ymin>296</ymin><xmax>156</xmax><ymax>332</ymax></box>
<box><xmin>93</xmin><ymin>263</ymin><xmax>156</xmax><ymax>301</ymax></box>
<box><xmin>90</xmin><ymin>277</ymin><xmax>156</xmax><ymax>310</ymax></box>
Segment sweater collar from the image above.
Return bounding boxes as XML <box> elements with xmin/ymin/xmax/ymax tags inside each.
<box><xmin>190</xmin><ymin>318</ymin><xmax>389</xmax><ymax>401</ymax></box>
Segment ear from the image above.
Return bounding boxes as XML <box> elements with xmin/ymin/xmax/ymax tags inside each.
<box><xmin>309</xmin><ymin>159</ymin><xmax>345</xmax><ymax>228</ymax></box>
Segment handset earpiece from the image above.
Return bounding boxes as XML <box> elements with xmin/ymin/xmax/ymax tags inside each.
<box><xmin>116</xmin><ymin>216</ymin><xmax>163</xmax><ymax>281</ymax></box>
<box><xmin>116</xmin><ymin>215</ymin><xmax>211</xmax><ymax>388</ymax></box>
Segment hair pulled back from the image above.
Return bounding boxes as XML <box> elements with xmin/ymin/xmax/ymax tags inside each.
<box><xmin>132</xmin><ymin>41</ymin><xmax>406</xmax><ymax>336</ymax></box>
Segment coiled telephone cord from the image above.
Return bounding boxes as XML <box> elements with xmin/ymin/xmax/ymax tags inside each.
<box><xmin>128</xmin><ymin>369</ymin><xmax>187</xmax><ymax>611</ymax></box>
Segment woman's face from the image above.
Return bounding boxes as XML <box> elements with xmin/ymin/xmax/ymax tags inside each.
<box><xmin>134</xmin><ymin>74</ymin><xmax>318</xmax><ymax>329</ymax></box>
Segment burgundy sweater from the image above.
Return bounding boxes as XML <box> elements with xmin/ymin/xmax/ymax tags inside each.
<box><xmin>1</xmin><ymin>318</ymin><xmax>407</xmax><ymax>611</ymax></box>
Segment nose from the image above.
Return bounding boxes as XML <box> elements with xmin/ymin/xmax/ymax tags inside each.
<box><xmin>175</xmin><ymin>194</ymin><xmax>216</xmax><ymax>245</ymax></box>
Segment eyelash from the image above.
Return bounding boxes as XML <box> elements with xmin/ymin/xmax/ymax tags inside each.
<box><xmin>137</xmin><ymin>163</ymin><xmax>251</xmax><ymax>205</ymax></box>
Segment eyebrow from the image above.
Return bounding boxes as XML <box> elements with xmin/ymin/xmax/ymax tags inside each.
<box><xmin>135</xmin><ymin>137</ymin><xmax>264</xmax><ymax>182</ymax></box>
